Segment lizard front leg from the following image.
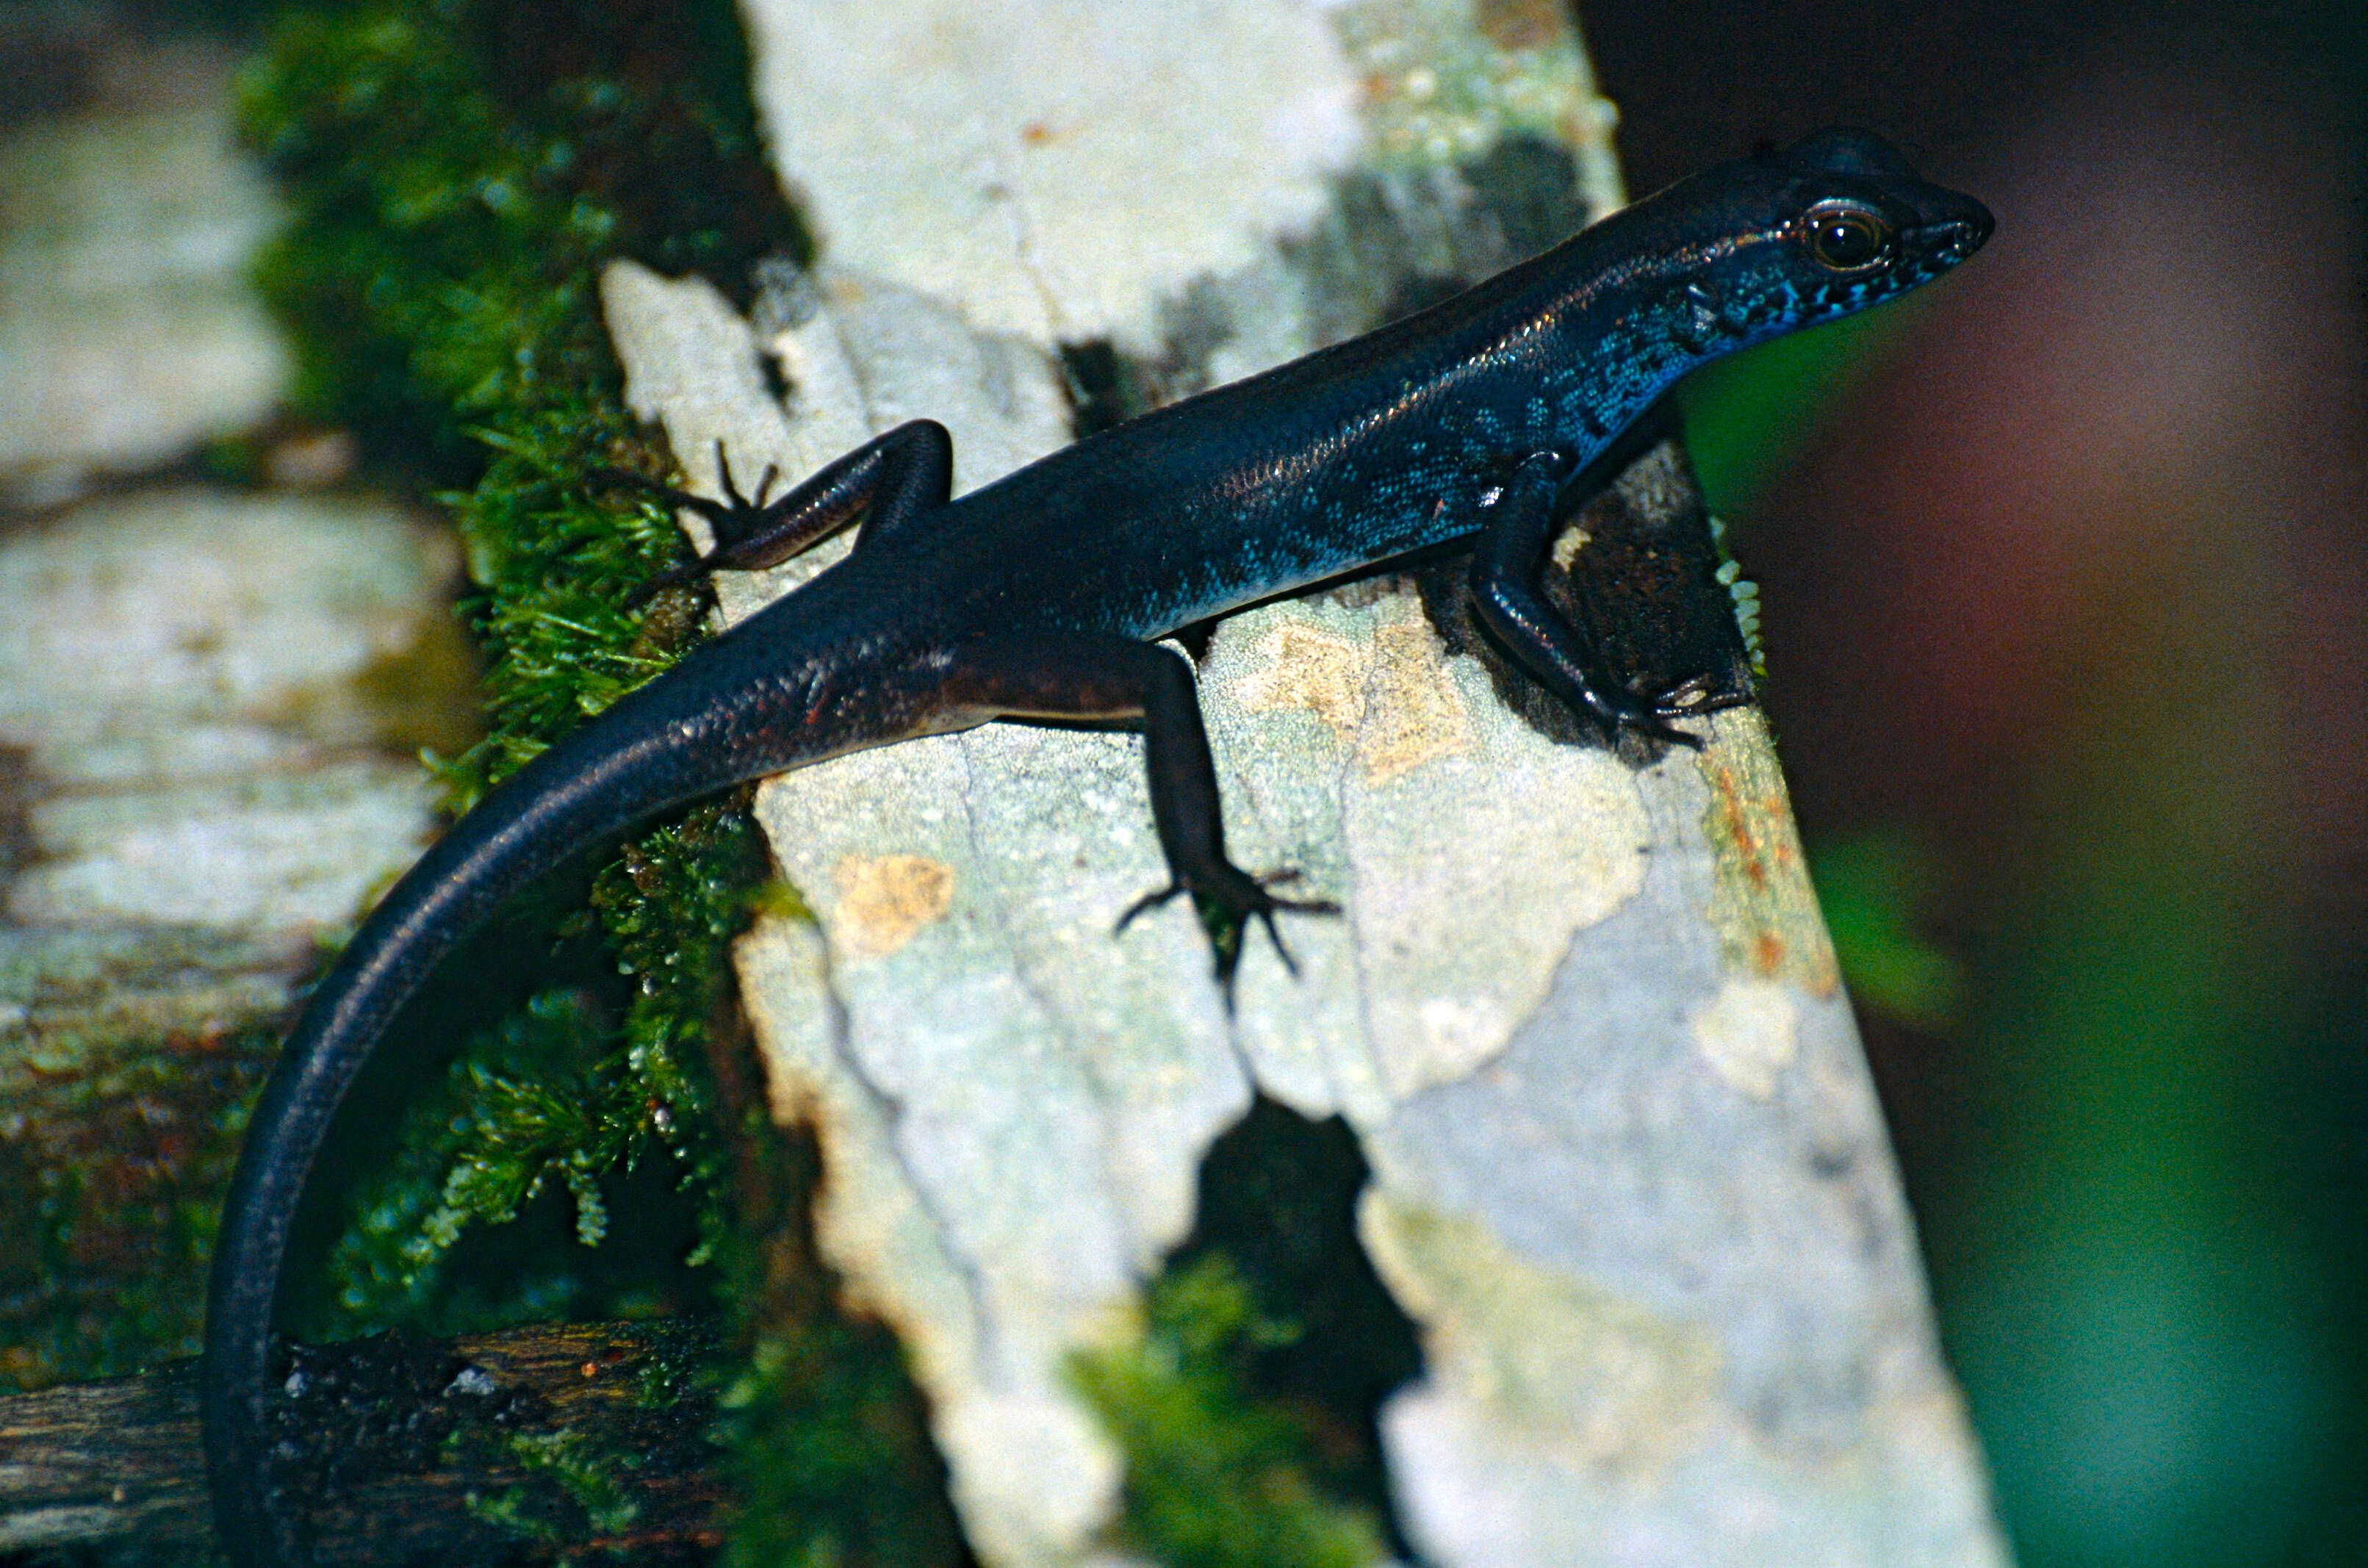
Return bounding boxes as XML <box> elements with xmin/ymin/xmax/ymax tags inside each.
<box><xmin>942</xmin><ymin>630</ymin><xmax>1336</xmax><ymax>992</ymax></box>
<box><xmin>1466</xmin><ymin>449</ymin><xmax>1706</xmax><ymax>749</ymax></box>
<box><xmin>595</xmin><ymin>417</ymin><xmax>954</xmax><ymax>602</ymax></box>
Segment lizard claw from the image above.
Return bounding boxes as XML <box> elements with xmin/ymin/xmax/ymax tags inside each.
<box><xmin>594</xmin><ymin>448</ymin><xmax>794</xmax><ymax>608</ymax></box>
<box><xmin>1113</xmin><ymin>880</ymin><xmax>1187</xmax><ymax>934</ymax></box>
<box><xmin>1648</xmin><ymin>672</ymin><xmax>1716</xmax><ymax>718</ymax></box>
<box><xmin>713</xmin><ymin>442</ymin><xmax>785</xmax><ymax>516</ymax></box>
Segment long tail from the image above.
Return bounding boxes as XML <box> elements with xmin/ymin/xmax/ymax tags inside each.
<box><xmin>201</xmin><ymin>608</ymin><xmax>867</xmax><ymax>1567</ymax></box>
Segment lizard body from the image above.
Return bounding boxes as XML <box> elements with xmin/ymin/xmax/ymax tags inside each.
<box><xmin>204</xmin><ymin>128</ymin><xmax>1989</xmax><ymax>1564</ymax></box>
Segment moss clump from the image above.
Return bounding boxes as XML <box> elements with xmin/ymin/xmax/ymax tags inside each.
<box><xmin>239</xmin><ymin>4</ymin><xmax>962</xmax><ymax>1563</ymax></box>
<box><xmin>1073</xmin><ymin>1100</ymin><xmax>1423</xmax><ymax>1568</ymax></box>
<box><xmin>318</xmin><ymin>802</ymin><xmax>775</xmax><ymax>1331</ymax></box>
<box><xmin>1072</xmin><ymin>1256</ymin><xmax>1390</xmax><ymax>1568</ymax></box>
<box><xmin>237</xmin><ymin>0</ymin><xmax>794</xmax><ymax>1334</ymax></box>
<box><xmin>320</xmin><ymin>988</ymin><xmax>648</xmax><ymax>1328</ymax></box>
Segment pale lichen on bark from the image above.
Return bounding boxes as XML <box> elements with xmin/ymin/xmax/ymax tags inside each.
<box><xmin>0</xmin><ymin>42</ymin><xmax>289</xmax><ymax>503</ymax></box>
<box><xmin>600</xmin><ymin>2</ymin><xmax>2009</xmax><ymax>1564</ymax></box>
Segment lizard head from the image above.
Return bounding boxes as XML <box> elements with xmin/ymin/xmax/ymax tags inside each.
<box><xmin>1752</xmin><ymin>129</ymin><xmax>1989</xmax><ymax>331</ymax></box>
<box><xmin>1625</xmin><ymin>127</ymin><xmax>1994</xmax><ymax>345</ymax></box>
<box><xmin>1764</xmin><ymin>129</ymin><xmax>1993</xmax><ymax>313</ymax></box>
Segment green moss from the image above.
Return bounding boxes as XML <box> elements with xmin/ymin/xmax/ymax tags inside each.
<box><xmin>1072</xmin><ymin>1256</ymin><xmax>1389</xmax><ymax>1568</ymax></box>
<box><xmin>1072</xmin><ymin>1100</ymin><xmax>1421</xmax><ymax>1568</ymax></box>
<box><xmin>236</xmin><ymin>4</ymin><xmax>968</xmax><ymax>1562</ymax></box>
<box><xmin>323</xmin><ymin>990</ymin><xmax>624</xmax><ymax>1326</ymax></box>
<box><xmin>307</xmin><ymin>805</ymin><xmax>769</xmax><ymax>1340</ymax></box>
<box><xmin>470</xmin><ymin>1425</ymin><xmax>643</xmax><ymax>1545</ymax></box>
<box><xmin>0</xmin><ymin>1010</ymin><xmax>277</xmax><ymax>1389</ymax></box>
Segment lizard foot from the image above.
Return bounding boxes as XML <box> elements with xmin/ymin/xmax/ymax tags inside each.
<box><xmin>591</xmin><ymin>443</ymin><xmax>785</xmax><ymax>606</ymax></box>
<box><xmin>1117</xmin><ymin>864</ymin><xmax>1339</xmax><ymax>996</ymax></box>
<box><xmin>1596</xmin><ymin>675</ymin><xmax>1712</xmax><ymax>751</ymax></box>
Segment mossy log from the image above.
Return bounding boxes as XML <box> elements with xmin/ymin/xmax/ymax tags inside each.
<box><xmin>0</xmin><ymin>1317</ymin><xmax>726</xmax><ymax>1565</ymax></box>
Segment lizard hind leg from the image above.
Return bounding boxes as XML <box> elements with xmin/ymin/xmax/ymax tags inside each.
<box><xmin>943</xmin><ymin>630</ymin><xmax>1336</xmax><ymax>996</ymax></box>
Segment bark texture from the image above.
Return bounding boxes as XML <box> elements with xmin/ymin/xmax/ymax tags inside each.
<box><xmin>0</xmin><ymin>1319</ymin><xmax>724</xmax><ymax>1564</ymax></box>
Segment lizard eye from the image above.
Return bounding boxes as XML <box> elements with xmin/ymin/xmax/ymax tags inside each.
<box><xmin>1801</xmin><ymin>201</ymin><xmax>1891</xmax><ymax>273</ymax></box>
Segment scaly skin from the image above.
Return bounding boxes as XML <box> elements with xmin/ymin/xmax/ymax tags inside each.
<box><xmin>203</xmin><ymin>127</ymin><xmax>1989</xmax><ymax>1565</ymax></box>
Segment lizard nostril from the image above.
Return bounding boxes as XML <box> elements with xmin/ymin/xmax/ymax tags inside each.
<box><xmin>1913</xmin><ymin>218</ymin><xmax>1982</xmax><ymax>260</ymax></box>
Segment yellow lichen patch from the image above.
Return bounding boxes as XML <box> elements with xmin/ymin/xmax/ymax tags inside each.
<box><xmin>1229</xmin><ymin>604</ymin><xmax>1474</xmax><ymax>785</ymax></box>
<box><xmin>1688</xmin><ymin>976</ymin><xmax>1801</xmax><ymax>1098</ymax></box>
<box><xmin>1356</xmin><ymin>607</ymin><xmax>1472</xmax><ymax>783</ymax></box>
<box><xmin>1230</xmin><ymin>619</ymin><xmax>1367</xmax><ymax>740</ymax></box>
<box><xmin>1477</xmin><ymin>0</ymin><xmax>1572</xmax><ymax>51</ymax></box>
<box><xmin>829</xmin><ymin>852</ymin><xmax>955</xmax><ymax>957</ymax></box>
<box><xmin>1697</xmin><ymin>709</ymin><xmax>1840</xmax><ymax>996</ymax></box>
<box><xmin>1360</xmin><ymin>1195</ymin><xmax>1719</xmax><ymax>1472</ymax></box>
